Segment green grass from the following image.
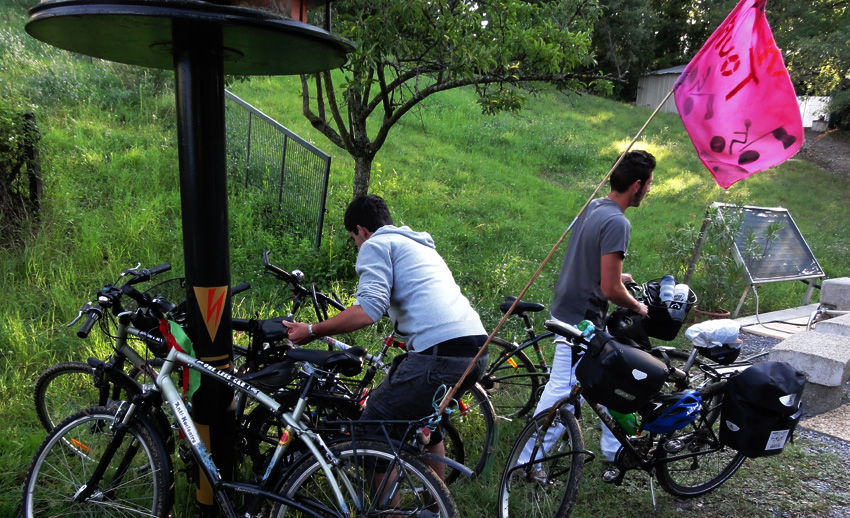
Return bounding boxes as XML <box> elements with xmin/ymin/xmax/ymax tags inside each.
<box><xmin>2</xmin><ymin>1</ymin><xmax>850</xmax><ymax>515</ymax></box>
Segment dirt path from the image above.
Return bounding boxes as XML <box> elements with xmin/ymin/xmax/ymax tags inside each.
<box><xmin>797</xmin><ymin>128</ymin><xmax>850</xmax><ymax>180</ymax></box>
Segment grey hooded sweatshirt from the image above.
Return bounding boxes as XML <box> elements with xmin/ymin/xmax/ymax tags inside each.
<box><xmin>353</xmin><ymin>225</ymin><xmax>485</xmax><ymax>353</ymax></box>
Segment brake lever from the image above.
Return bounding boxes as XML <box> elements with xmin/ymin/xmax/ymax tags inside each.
<box><xmin>67</xmin><ymin>302</ymin><xmax>93</xmax><ymax>327</ymax></box>
<box><xmin>120</xmin><ymin>262</ymin><xmax>143</xmax><ymax>278</ymax></box>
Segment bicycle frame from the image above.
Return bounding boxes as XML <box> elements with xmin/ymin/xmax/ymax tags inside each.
<box><xmin>154</xmin><ymin>344</ymin><xmax>350</xmax><ymax>517</ymax></box>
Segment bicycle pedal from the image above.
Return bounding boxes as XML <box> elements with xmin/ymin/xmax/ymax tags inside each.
<box><xmin>602</xmin><ymin>468</ymin><xmax>622</xmax><ymax>484</ymax></box>
<box><xmin>663</xmin><ymin>439</ymin><xmax>685</xmax><ymax>453</ymax></box>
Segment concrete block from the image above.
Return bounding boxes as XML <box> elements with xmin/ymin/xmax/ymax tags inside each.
<box><xmin>821</xmin><ymin>277</ymin><xmax>850</xmax><ymax>310</ymax></box>
<box><xmin>769</xmin><ymin>332</ymin><xmax>850</xmax><ymax>387</ymax></box>
<box><xmin>800</xmin><ymin>382</ymin><xmax>846</xmax><ymax>416</ymax></box>
<box><xmin>815</xmin><ymin>313</ymin><xmax>850</xmax><ymax>337</ymax></box>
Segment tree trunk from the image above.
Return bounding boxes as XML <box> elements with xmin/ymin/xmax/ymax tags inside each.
<box><xmin>352</xmin><ymin>155</ymin><xmax>372</xmax><ymax>199</ymax></box>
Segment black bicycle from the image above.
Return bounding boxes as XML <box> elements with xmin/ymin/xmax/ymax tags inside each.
<box><xmin>498</xmin><ymin>319</ymin><xmax>749</xmax><ymax>518</ymax></box>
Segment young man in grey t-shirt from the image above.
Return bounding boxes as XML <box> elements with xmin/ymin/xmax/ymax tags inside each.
<box><xmin>520</xmin><ymin>150</ymin><xmax>655</xmax><ymax>464</ymax></box>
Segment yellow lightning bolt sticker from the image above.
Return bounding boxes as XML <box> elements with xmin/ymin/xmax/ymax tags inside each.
<box><xmin>193</xmin><ymin>286</ymin><xmax>228</xmax><ymax>342</ymax></box>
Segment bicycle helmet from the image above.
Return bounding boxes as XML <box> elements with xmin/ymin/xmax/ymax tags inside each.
<box><xmin>639</xmin><ymin>390</ymin><xmax>702</xmax><ymax>433</ymax></box>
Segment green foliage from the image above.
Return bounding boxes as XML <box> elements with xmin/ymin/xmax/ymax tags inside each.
<box><xmin>304</xmin><ymin>0</ymin><xmax>606</xmax><ymax>197</ymax></box>
<box><xmin>658</xmin><ymin>204</ymin><xmax>747</xmax><ymax>313</ymax></box>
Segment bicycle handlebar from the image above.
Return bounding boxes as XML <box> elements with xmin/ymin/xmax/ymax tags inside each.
<box><xmin>76</xmin><ymin>304</ymin><xmax>103</xmax><ymax>338</ymax></box>
<box><xmin>262</xmin><ymin>250</ymin><xmax>346</xmax><ymax>312</ymax></box>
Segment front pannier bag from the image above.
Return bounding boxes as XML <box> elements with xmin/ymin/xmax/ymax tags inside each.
<box><xmin>720</xmin><ymin>361</ymin><xmax>806</xmax><ymax>458</ymax></box>
<box><xmin>575</xmin><ymin>331</ymin><xmax>669</xmax><ymax>413</ymax></box>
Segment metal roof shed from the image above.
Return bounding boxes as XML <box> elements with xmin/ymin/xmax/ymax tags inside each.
<box><xmin>636</xmin><ymin>65</ymin><xmax>686</xmax><ymax>114</ymax></box>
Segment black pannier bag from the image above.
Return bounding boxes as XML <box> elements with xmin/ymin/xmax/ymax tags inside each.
<box><xmin>720</xmin><ymin>361</ymin><xmax>806</xmax><ymax>458</ymax></box>
<box><xmin>575</xmin><ymin>331</ymin><xmax>669</xmax><ymax>413</ymax></box>
<box><xmin>640</xmin><ymin>280</ymin><xmax>697</xmax><ymax>341</ymax></box>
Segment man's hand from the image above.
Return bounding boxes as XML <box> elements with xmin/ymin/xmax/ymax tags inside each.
<box><xmin>282</xmin><ymin>320</ymin><xmax>313</xmax><ymax>345</ymax></box>
<box><xmin>636</xmin><ymin>302</ymin><xmax>649</xmax><ymax>318</ymax></box>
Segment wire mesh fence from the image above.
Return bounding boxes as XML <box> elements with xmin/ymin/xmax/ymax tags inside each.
<box><xmin>225</xmin><ymin>90</ymin><xmax>330</xmax><ymax>248</ymax></box>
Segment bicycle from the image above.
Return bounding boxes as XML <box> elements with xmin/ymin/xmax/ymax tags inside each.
<box><xmin>32</xmin><ymin>263</ymin><xmax>253</xmax><ymax>433</ymax></box>
<box><xmin>21</xmin><ymin>279</ymin><xmax>461</xmax><ymax>517</ymax></box>
<box><xmin>32</xmin><ymin>250</ymin><xmax>338</xmax><ymax>435</ymax></box>
<box><xmin>497</xmin><ymin>319</ymin><xmax>749</xmax><ymax>518</ymax></box>
<box><xmin>479</xmin><ymin>296</ymin><xmax>554</xmax><ymax>420</ymax></box>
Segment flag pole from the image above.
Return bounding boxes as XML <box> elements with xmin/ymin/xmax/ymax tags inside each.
<box><xmin>438</xmin><ymin>87</ymin><xmax>677</xmax><ymax>415</ymax></box>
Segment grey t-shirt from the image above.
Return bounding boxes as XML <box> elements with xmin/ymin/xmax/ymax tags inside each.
<box><xmin>550</xmin><ymin>197</ymin><xmax>631</xmax><ymax>327</ymax></box>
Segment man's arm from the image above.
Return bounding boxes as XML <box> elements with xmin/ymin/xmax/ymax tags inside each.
<box><xmin>600</xmin><ymin>252</ymin><xmax>648</xmax><ymax>317</ymax></box>
<box><xmin>282</xmin><ymin>305</ymin><xmax>376</xmax><ymax>345</ymax></box>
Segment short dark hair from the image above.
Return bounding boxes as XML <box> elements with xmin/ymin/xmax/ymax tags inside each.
<box><xmin>609</xmin><ymin>150</ymin><xmax>656</xmax><ymax>193</ymax></box>
<box><xmin>344</xmin><ymin>195</ymin><xmax>394</xmax><ymax>233</ymax></box>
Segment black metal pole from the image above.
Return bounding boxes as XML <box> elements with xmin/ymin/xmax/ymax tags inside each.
<box><xmin>172</xmin><ymin>20</ymin><xmax>235</xmax><ymax>514</ymax></box>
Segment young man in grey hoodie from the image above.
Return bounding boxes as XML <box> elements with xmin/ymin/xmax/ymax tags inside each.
<box><xmin>283</xmin><ymin>194</ymin><xmax>488</xmax><ymax>480</ymax></box>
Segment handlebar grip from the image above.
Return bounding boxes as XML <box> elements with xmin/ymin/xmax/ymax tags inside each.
<box><xmin>127</xmin><ymin>263</ymin><xmax>172</xmax><ymax>285</ymax></box>
<box><xmin>543</xmin><ymin>319</ymin><xmax>582</xmax><ymax>340</ymax></box>
<box><xmin>147</xmin><ymin>263</ymin><xmax>171</xmax><ymax>276</ymax></box>
<box><xmin>77</xmin><ymin>311</ymin><xmax>101</xmax><ymax>338</ymax></box>
<box><xmin>232</xmin><ymin>282</ymin><xmax>251</xmax><ymax>295</ymax></box>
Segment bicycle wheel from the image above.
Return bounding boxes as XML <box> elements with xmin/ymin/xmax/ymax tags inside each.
<box><xmin>34</xmin><ymin>361</ymin><xmax>135</xmax><ymax>433</ymax></box>
<box><xmin>443</xmin><ymin>382</ymin><xmax>496</xmax><ymax>483</ymax></box>
<box><xmin>275</xmin><ymin>439</ymin><xmax>458</xmax><ymax>517</ymax></box>
<box><xmin>481</xmin><ymin>337</ymin><xmax>544</xmax><ymax>418</ymax></box>
<box><xmin>655</xmin><ymin>381</ymin><xmax>746</xmax><ymax>497</ymax></box>
<box><xmin>21</xmin><ymin>406</ymin><xmax>174</xmax><ymax>517</ymax></box>
<box><xmin>498</xmin><ymin>406</ymin><xmax>585</xmax><ymax>518</ymax></box>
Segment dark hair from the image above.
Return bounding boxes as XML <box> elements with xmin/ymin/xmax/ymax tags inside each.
<box><xmin>344</xmin><ymin>195</ymin><xmax>394</xmax><ymax>233</ymax></box>
<box><xmin>609</xmin><ymin>150</ymin><xmax>656</xmax><ymax>193</ymax></box>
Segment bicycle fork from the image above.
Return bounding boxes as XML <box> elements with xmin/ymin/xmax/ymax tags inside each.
<box><xmin>73</xmin><ymin>400</ymin><xmax>142</xmax><ymax>504</ymax></box>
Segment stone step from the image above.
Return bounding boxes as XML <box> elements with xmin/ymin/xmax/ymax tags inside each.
<box><xmin>821</xmin><ymin>277</ymin><xmax>850</xmax><ymax>310</ymax></box>
<box><xmin>769</xmin><ymin>332</ymin><xmax>850</xmax><ymax>415</ymax></box>
<box><xmin>814</xmin><ymin>312</ymin><xmax>850</xmax><ymax>337</ymax></box>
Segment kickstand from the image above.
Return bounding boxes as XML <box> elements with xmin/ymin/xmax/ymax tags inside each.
<box><xmin>649</xmin><ymin>474</ymin><xmax>657</xmax><ymax>510</ymax></box>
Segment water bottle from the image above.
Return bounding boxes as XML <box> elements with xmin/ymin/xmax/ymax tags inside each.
<box><xmin>575</xmin><ymin>320</ymin><xmax>596</xmax><ymax>341</ymax></box>
<box><xmin>659</xmin><ymin>274</ymin><xmax>676</xmax><ymax>306</ymax></box>
<box><xmin>670</xmin><ymin>283</ymin><xmax>690</xmax><ymax>321</ymax></box>
<box><xmin>609</xmin><ymin>409</ymin><xmax>641</xmax><ymax>436</ymax></box>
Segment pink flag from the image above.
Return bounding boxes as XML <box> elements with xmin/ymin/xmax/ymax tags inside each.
<box><xmin>674</xmin><ymin>0</ymin><xmax>803</xmax><ymax>189</ymax></box>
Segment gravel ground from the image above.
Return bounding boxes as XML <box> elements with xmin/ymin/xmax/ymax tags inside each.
<box><xmin>738</xmin><ymin>330</ymin><xmax>850</xmax><ymax>467</ymax></box>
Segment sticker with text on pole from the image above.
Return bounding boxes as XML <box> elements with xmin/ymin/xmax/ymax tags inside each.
<box><xmin>194</xmin><ymin>286</ymin><xmax>228</xmax><ymax>342</ymax></box>
<box><xmin>673</xmin><ymin>0</ymin><xmax>803</xmax><ymax>189</ymax></box>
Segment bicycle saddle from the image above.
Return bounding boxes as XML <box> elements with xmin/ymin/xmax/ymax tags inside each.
<box><xmin>232</xmin><ymin>316</ymin><xmax>292</xmax><ymax>342</ymax></box>
<box><xmin>238</xmin><ymin>359</ymin><xmax>299</xmax><ymax>391</ymax></box>
<box><xmin>500</xmin><ymin>296</ymin><xmax>545</xmax><ymax>315</ymax></box>
<box><xmin>285</xmin><ymin>347</ymin><xmax>366</xmax><ymax>376</ymax></box>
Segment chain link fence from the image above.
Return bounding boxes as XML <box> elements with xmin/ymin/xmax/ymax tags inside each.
<box><xmin>225</xmin><ymin>90</ymin><xmax>331</xmax><ymax>248</ymax></box>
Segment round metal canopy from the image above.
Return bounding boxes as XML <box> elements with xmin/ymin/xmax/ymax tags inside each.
<box><xmin>26</xmin><ymin>0</ymin><xmax>354</xmax><ymax>75</ymax></box>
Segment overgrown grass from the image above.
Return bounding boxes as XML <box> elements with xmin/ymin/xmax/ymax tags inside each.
<box><xmin>2</xmin><ymin>1</ymin><xmax>850</xmax><ymax>515</ymax></box>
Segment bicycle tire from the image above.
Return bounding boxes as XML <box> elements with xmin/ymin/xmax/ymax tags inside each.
<box><xmin>21</xmin><ymin>406</ymin><xmax>174</xmax><ymax>518</ymax></box>
<box><xmin>275</xmin><ymin>439</ymin><xmax>458</xmax><ymax>517</ymax></box>
<box><xmin>655</xmin><ymin>381</ymin><xmax>746</xmax><ymax>497</ymax></box>
<box><xmin>33</xmin><ymin>361</ymin><xmax>136</xmax><ymax>433</ymax></box>
<box><xmin>443</xmin><ymin>382</ymin><xmax>496</xmax><ymax>483</ymax></box>
<box><xmin>498</xmin><ymin>406</ymin><xmax>585</xmax><ymax>518</ymax></box>
<box><xmin>481</xmin><ymin>337</ymin><xmax>544</xmax><ymax>418</ymax></box>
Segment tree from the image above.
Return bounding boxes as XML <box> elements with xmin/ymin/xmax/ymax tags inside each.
<box><xmin>301</xmin><ymin>0</ymin><xmax>610</xmax><ymax>199</ymax></box>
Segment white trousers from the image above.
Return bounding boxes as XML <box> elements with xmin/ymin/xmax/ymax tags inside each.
<box><xmin>517</xmin><ymin>322</ymin><xmax>620</xmax><ymax>465</ymax></box>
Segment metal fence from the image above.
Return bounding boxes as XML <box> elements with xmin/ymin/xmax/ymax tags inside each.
<box><xmin>225</xmin><ymin>90</ymin><xmax>331</xmax><ymax>248</ymax></box>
